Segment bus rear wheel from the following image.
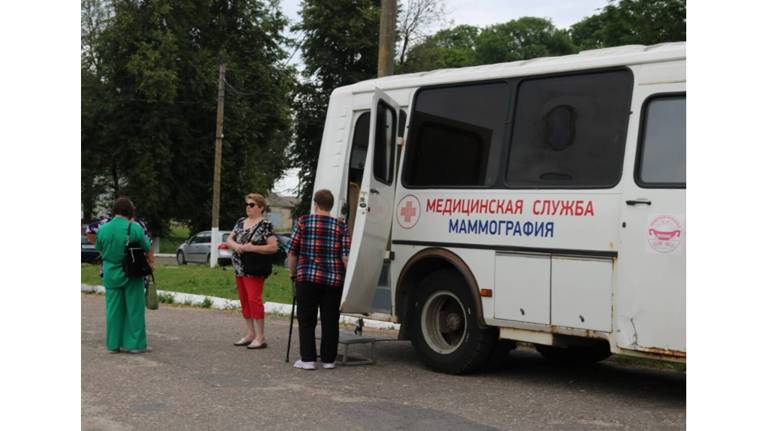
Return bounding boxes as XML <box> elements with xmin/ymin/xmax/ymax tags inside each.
<box><xmin>408</xmin><ymin>270</ymin><xmax>497</xmax><ymax>374</ymax></box>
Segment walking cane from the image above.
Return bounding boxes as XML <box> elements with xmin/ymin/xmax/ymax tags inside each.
<box><xmin>285</xmin><ymin>279</ymin><xmax>296</xmax><ymax>363</ymax></box>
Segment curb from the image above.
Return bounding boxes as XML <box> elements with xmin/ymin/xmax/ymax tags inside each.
<box><xmin>80</xmin><ymin>284</ymin><xmax>401</xmax><ymax>331</ymax></box>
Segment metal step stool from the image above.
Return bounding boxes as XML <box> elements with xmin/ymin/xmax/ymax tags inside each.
<box><xmin>336</xmin><ymin>331</ymin><xmax>377</xmax><ymax>366</ymax></box>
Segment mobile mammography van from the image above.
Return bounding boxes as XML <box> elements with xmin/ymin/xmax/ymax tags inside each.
<box><xmin>313</xmin><ymin>43</ymin><xmax>685</xmax><ymax>374</ymax></box>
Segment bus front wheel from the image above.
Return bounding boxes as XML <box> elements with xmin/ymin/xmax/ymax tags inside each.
<box><xmin>408</xmin><ymin>270</ymin><xmax>497</xmax><ymax>374</ymax></box>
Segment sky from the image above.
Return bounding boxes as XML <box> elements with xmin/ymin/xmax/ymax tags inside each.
<box><xmin>272</xmin><ymin>0</ymin><xmax>611</xmax><ymax>195</ymax></box>
<box><xmin>279</xmin><ymin>0</ymin><xmax>610</xmax><ymax>32</ymax></box>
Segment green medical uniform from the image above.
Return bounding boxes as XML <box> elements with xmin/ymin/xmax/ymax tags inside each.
<box><xmin>96</xmin><ymin>216</ymin><xmax>151</xmax><ymax>351</ymax></box>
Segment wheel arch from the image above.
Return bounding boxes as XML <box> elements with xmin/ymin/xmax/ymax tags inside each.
<box><xmin>395</xmin><ymin>247</ymin><xmax>487</xmax><ymax>339</ymax></box>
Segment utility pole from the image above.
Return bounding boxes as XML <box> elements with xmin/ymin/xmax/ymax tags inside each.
<box><xmin>210</xmin><ymin>63</ymin><xmax>225</xmax><ymax>268</ymax></box>
<box><xmin>378</xmin><ymin>0</ymin><xmax>396</xmax><ymax>77</ymax></box>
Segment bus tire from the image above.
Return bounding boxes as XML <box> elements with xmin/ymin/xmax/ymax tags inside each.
<box><xmin>408</xmin><ymin>270</ymin><xmax>498</xmax><ymax>374</ymax></box>
<box><xmin>535</xmin><ymin>343</ymin><xmax>611</xmax><ymax>365</ymax></box>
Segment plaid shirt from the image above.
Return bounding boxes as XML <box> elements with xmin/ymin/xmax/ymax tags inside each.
<box><xmin>288</xmin><ymin>214</ymin><xmax>351</xmax><ymax>287</ymax></box>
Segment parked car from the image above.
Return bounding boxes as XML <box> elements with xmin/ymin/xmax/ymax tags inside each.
<box><xmin>275</xmin><ymin>233</ymin><xmax>291</xmax><ymax>267</ymax></box>
<box><xmin>81</xmin><ymin>236</ymin><xmax>100</xmax><ymax>263</ymax></box>
<box><xmin>176</xmin><ymin>230</ymin><xmax>231</xmax><ymax>266</ymax></box>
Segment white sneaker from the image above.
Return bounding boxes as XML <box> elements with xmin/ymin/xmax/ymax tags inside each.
<box><xmin>321</xmin><ymin>362</ymin><xmax>336</xmax><ymax>369</ymax></box>
<box><xmin>293</xmin><ymin>359</ymin><xmax>316</xmax><ymax>370</ymax></box>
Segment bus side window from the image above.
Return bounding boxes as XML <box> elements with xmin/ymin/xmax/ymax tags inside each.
<box><xmin>636</xmin><ymin>95</ymin><xmax>686</xmax><ymax>187</ymax></box>
<box><xmin>506</xmin><ymin>70</ymin><xmax>633</xmax><ymax>188</ymax></box>
<box><xmin>403</xmin><ymin>82</ymin><xmax>511</xmax><ymax>187</ymax></box>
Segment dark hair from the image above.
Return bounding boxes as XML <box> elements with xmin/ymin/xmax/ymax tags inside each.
<box><xmin>313</xmin><ymin>189</ymin><xmax>334</xmax><ymax>211</ymax></box>
<box><xmin>113</xmin><ymin>196</ymin><xmax>136</xmax><ymax>218</ymax></box>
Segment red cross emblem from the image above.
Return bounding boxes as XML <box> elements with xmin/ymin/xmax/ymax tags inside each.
<box><xmin>397</xmin><ymin>195</ymin><xmax>420</xmax><ymax>229</ymax></box>
<box><xmin>401</xmin><ymin>201</ymin><xmax>416</xmax><ymax>223</ymax></box>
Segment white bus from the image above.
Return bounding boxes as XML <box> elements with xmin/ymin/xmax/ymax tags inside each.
<box><xmin>313</xmin><ymin>42</ymin><xmax>685</xmax><ymax>374</ymax></box>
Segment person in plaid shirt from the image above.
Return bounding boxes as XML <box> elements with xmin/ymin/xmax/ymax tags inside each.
<box><xmin>287</xmin><ymin>189</ymin><xmax>351</xmax><ymax>370</ymax></box>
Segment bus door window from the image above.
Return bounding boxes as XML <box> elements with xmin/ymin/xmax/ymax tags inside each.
<box><xmin>373</xmin><ymin>100</ymin><xmax>397</xmax><ymax>185</ymax></box>
<box><xmin>346</xmin><ymin>112</ymin><xmax>370</xmax><ymax>227</ymax></box>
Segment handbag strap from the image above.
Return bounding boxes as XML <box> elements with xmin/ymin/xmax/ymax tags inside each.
<box><xmin>125</xmin><ymin>221</ymin><xmax>132</xmax><ymax>246</ymax></box>
<box><xmin>245</xmin><ymin>219</ymin><xmax>265</xmax><ymax>244</ymax></box>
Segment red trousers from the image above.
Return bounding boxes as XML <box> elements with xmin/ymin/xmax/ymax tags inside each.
<box><xmin>235</xmin><ymin>276</ymin><xmax>265</xmax><ymax>319</ymax></box>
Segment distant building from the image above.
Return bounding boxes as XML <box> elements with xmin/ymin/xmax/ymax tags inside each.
<box><xmin>266</xmin><ymin>193</ymin><xmax>299</xmax><ymax>232</ymax></box>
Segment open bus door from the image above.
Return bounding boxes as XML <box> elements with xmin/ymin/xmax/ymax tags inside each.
<box><xmin>341</xmin><ymin>89</ymin><xmax>399</xmax><ymax>313</ymax></box>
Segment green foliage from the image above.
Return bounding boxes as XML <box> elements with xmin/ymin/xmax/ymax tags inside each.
<box><xmin>398</xmin><ymin>25</ymin><xmax>478</xmax><ymax>72</ymax></box>
<box><xmin>571</xmin><ymin>0</ymin><xmax>686</xmax><ymax>49</ymax></box>
<box><xmin>290</xmin><ymin>0</ymin><xmax>380</xmax><ymax>215</ymax></box>
<box><xmin>201</xmin><ymin>296</ymin><xmax>213</xmax><ymax>308</ymax></box>
<box><xmin>400</xmin><ymin>1</ymin><xmax>684</xmax><ymax>73</ymax></box>
<box><xmin>400</xmin><ymin>17</ymin><xmax>575</xmax><ymax>73</ymax></box>
<box><xmin>158</xmin><ymin>292</ymin><xmax>176</xmax><ymax>304</ymax></box>
<box><xmin>159</xmin><ymin>221</ymin><xmax>191</xmax><ymax>253</ymax></box>
<box><xmin>81</xmin><ymin>0</ymin><xmax>296</xmax><ymax>235</ymax></box>
<box><xmin>474</xmin><ymin>17</ymin><xmax>575</xmax><ymax>64</ymax></box>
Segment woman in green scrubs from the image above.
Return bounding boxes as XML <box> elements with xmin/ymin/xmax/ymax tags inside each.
<box><xmin>96</xmin><ymin>197</ymin><xmax>152</xmax><ymax>353</ymax></box>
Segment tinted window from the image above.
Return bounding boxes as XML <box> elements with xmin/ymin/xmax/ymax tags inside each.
<box><xmin>192</xmin><ymin>234</ymin><xmax>210</xmax><ymax>244</ymax></box>
<box><xmin>506</xmin><ymin>70</ymin><xmax>633</xmax><ymax>188</ymax></box>
<box><xmin>348</xmin><ymin>112</ymin><xmax>370</xmax><ymax>188</ymax></box>
<box><xmin>637</xmin><ymin>96</ymin><xmax>686</xmax><ymax>186</ymax></box>
<box><xmin>373</xmin><ymin>101</ymin><xmax>396</xmax><ymax>184</ymax></box>
<box><xmin>403</xmin><ymin>82</ymin><xmax>511</xmax><ymax>187</ymax></box>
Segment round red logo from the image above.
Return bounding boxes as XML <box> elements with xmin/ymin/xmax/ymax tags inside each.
<box><xmin>647</xmin><ymin>215</ymin><xmax>683</xmax><ymax>254</ymax></box>
<box><xmin>396</xmin><ymin>195</ymin><xmax>420</xmax><ymax>229</ymax></box>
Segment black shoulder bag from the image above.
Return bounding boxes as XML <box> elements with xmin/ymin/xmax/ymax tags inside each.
<box><xmin>242</xmin><ymin>220</ymin><xmax>274</xmax><ymax>277</ymax></box>
<box><xmin>122</xmin><ymin>223</ymin><xmax>153</xmax><ymax>278</ymax></box>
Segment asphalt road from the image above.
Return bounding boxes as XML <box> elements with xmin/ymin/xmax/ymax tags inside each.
<box><xmin>82</xmin><ymin>294</ymin><xmax>685</xmax><ymax>431</ymax></box>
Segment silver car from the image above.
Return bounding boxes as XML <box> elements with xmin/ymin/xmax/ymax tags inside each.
<box><xmin>176</xmin><ymin>230</ymin><xmax>232</xmax><ymax>265</ymax></box>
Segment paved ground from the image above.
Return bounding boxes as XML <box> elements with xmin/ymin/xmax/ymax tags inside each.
<box><xmin>82</xmin><ymin>294</ymin><xmax>685</xmax><ymax>430</ymax></box>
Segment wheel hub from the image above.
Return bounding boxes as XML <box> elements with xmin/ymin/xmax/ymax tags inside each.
<box><xmin>421</xmin><ymin>290</ymin><xmax>468</xmax><ymax>355</ymax></box>
<box><xmin>443</xmin><ymin>312</ymin><xmax>462</xmax><ymax>332</ymax></box>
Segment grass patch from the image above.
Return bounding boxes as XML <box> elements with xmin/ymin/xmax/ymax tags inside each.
<box><xmin>81</xmin><ymin>263</ymin><xmax>293</xmax><ymax>304</ymax></box>
<box><xmin>159</xmin><ymin>292</ymin><xmax>176</xmax><ymax>304</ymax></box>
<box><xmin>158</xmin><ymin>222</ymin><xmax>191</xmax><ymax>254</ymax></box>
<box><xmin>609</xmin><ymin>354</ymin><xmax>686</xmax><ymax>372</ymax></box>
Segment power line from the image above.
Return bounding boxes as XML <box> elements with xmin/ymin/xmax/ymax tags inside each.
<box><xmin>282</xmin><ymin>30</ymin><xmax>307</xmax><ymax>67</ymax></box>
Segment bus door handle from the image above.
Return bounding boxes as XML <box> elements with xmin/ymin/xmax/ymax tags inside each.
<box><xmin>626</xmin><ymin>199</ymin><xmax>652</xmax><ymax>206</ymax></box>
<box><xmin>369</xmin><ymin>188</ymin><xmax>380</xmax><ymax>195</ymax></box>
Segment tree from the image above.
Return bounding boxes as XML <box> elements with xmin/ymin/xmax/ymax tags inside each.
<box><xmin>401</xmin><ymin>17</ymin><xmax>575</xmax><ymax>73</ymax></box>
<box><xmin>290</xmin><ymin>0</ymin><xmax>380</xmax><ymax>215</ymax></box>
<box><xmin>81</xmin><ymin>0</ymin><xmax>295</xmax><ymax>235</ymax></box>
<box><xmin>474</xmin><ymin>17</ymin><xmax>575</xmax><ymax>64</ymax></box>
<box><xmin>396</xmin><ymin>0</ymin><xmax>446</xmax><ymax>64</ymax></box>
<box><xmin>81</xmin><ymin>0</ymin><xmax>114</xmax><ymax>220</ymax></box>
<box><xmin>571</xmin><ymin>0</ymin><xmax>686</xmax><ymax>49</ymax></box>
<box><xmin>399</xmin><ymin>24</ymin><xmax>478</xmax><ymax>72</ymax></box>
